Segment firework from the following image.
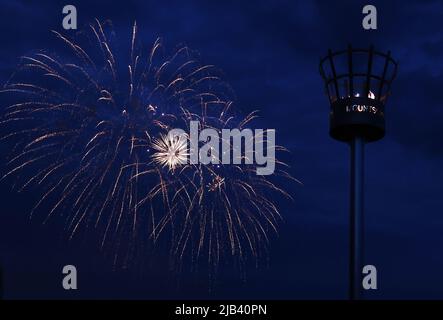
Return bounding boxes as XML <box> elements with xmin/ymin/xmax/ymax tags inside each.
<box><xmin>0</xmin><ymin>20</ymin><xmax>294</xmax><ymax>271</ymax></box>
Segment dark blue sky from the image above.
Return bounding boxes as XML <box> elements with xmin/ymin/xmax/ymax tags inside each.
<box><xmin>1</xmin><ymin>0</ymin><xmax>443</xmax><ymax>299</ymax></box>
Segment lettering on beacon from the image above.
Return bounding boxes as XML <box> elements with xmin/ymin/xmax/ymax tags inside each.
<box><xmin>345</xmin><ymin>91</ymin><xmax>381</xmax><ymax>116</ymax></box>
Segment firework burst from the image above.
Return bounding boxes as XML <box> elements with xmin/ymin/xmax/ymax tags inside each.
<box><xmin>0</xmin><ymin>19</ymin><xmax>295</xmax><ymax>271</ymax></box>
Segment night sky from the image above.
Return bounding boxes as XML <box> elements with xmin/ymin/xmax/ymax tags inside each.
<box><xmin>1</xmin><ymin>0</ymin><xmax>443</xmax><ymax>299</ymax></box>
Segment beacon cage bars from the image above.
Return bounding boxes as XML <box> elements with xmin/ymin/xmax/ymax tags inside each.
<box><xmin>319</xmin><ymin>46</ymin><xmax>398</xmax><ymax>142</ymax></box>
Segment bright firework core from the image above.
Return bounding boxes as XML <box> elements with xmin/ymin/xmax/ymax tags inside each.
<box><xmin>152</xmin><ymin>133</ymin><xmax>189</xmax><ymax>171</ymax></box>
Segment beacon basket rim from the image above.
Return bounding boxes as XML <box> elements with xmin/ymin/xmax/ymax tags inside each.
<box><xmin>319</xmin><ymin>45</ymin><xmax>398</xmax><ymax>105</ymax></box>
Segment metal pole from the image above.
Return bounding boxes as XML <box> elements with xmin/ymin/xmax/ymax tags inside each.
<box><xmin>349</xmin><ymin>136</ymin><xmax>364</xmax><ymax>300</ymax></box>
<box><xmin>0</xmin><ymin>265</ymin><xmax>3</xmax><ymax>300</ymax></box>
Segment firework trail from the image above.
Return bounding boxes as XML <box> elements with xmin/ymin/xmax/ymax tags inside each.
<box><xmin>0</xmin><ymin>20</ymin><xmax>295</xmax><ymax>271</ymax></box>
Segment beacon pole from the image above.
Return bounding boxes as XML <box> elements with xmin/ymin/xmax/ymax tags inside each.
<box><xmin>0</xmin><ymin>264</ymin><xmax>3</xmax><ymax>300</ymax></box>
<box><xmin>349</xmin><ymin>136</ymin><xmax>364</xmax><ymax>300</ymax></box>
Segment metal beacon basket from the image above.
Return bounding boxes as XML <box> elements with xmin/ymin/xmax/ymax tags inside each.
<box><xmin>319</xmin><ymin>45</ymin><xmax>398</xmax><ymax>142</ymax></box>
